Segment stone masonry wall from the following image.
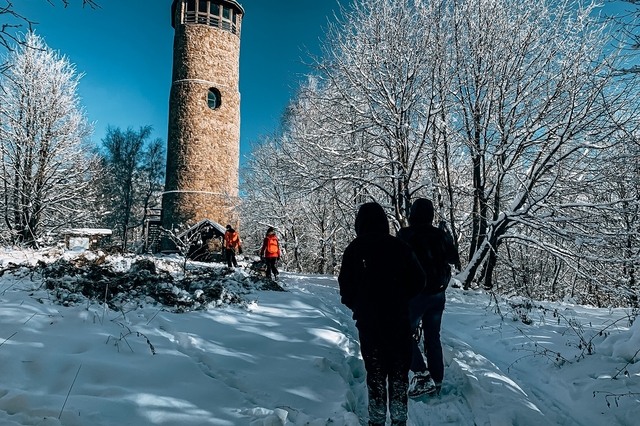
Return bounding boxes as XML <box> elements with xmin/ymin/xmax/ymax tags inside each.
<box><xmin>163</xmin><ymin>15</ymin><xmax>242</xmax><ymax>235</ymax></box>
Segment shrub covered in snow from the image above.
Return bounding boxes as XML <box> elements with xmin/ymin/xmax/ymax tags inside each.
<box><xmin>20</xmin><ymin>252</ymin><xmax>285</xmax><ymax>312</ymax></box>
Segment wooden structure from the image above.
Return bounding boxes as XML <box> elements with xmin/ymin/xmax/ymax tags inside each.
<box><xmin>144</xmin><ymin>208</ymin><xmax>163</xmax><ymax>253</ymax></box>
<box><xmin>63</xmin><ymin>228</ymin><xmax>112</xmax><ymax>251</ymax></box>
<box><xmin>178</xmin><ymin>219</ymin><xmax>226</xmax><ymax>261</ymax></box>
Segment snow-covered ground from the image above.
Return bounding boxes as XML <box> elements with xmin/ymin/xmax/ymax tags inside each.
<box><xmin>0</xmin><ymin>249</ymin><xmax>638</xmax><ymax>425</ymax></box>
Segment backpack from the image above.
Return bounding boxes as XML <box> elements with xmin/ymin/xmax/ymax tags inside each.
<box><xmin>402</xmin><ymin>227</ymin><xmax>451</xmax><ymax>294</ymax></box>
<box><xmin>263</xmin><ymin>234</ymin><xmax>280</xmax><ymax>258</ymax></box>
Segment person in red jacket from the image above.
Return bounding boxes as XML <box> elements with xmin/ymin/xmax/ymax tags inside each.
<box><xmin>223</xmin><ymin>225</ymin><xmax>242</xmax><ymax>268</ymax></box>
<box><xmin>259</xmin><ymin>227</ymin><xmax>281</xmax><ymax>280</ymax></box>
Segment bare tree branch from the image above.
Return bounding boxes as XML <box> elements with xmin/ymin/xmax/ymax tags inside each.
<box><xmin>0</xmin><ymin>0</ymin><xmax>100</xmax><ymax>53</ymax></box>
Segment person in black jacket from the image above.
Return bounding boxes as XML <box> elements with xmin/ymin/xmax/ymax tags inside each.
<box><xmin>338</xmin><ymin>202</ymin><xmax>425</xmax><ymax>426</ymax></box>
<box><xmin>397</xmin><ymin>198</ymin><xmax>460</xmax><ymax>397</ymax></box>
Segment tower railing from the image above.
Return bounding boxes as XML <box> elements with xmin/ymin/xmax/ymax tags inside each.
<box><xmin>184</xmin><ymin>11</ymin><xmax>239</xmax><ymax>35</ymax></box>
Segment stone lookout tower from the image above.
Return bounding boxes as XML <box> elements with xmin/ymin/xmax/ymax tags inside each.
<box><xmin>162</xmin><ymin>0</ymin><xmax>244</xmax><ymax>239</ymax></box>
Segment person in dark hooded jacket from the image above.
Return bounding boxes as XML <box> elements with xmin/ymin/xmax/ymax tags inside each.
<box><xmin>338</xmin><ymin>202</ymin><xmax>425</xmax><ymax>426</ymax></box>
<box><xmin>397</xmin><ymin>198</ymin><xmax>460</xmax><ymax>397</ymax></box>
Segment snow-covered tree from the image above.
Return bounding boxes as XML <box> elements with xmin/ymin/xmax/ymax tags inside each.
<box><xmin>244</xmin><ymin>0</ymin><xmax>640</xmax><ymax>305</ymax></box>
<box><xmin>607</xmin><ymin>0</ymin><xmax>640</xmax><ymax>73</ymax></box>
<box><xmin>98</xmin><ymin>125</ymin><xmax>165</xmax><ymax>252</ymax></box>
<box><xmin>138</xmin><ymin>136</ymin><xmax>165</xmax><ymax>234</ymax></box>
<box><xmin>310</xmin><ymin>0</ymin><xmax>449</xmax><ymax>229</ymax></box>
<box><xmin>241</xmin><ymin>76</ymin><xmax>368</xmax><ymax>274</ymax></box>
<box><xmin>441</xmin><ymin>0</ymin><xmax>640</xmax><ymax>295</ymax></box>
<box><xmin>0</xmin><ymin>31</ymin><xmax>96</xmax><ymax>246</ymax></box>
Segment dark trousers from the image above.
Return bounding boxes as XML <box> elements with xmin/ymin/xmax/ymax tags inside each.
<box><xmin>264</xmin><ymin>257</ymin><xmax>278</xmax><ymax>278</ymax></box>
<box><xmin>358</xmin><ymin>326</ymin><xmax>412</xmax><ymax>424</ymax></box>
<box><xmin>225</xmin><ymin>249</ymin><xmax>238</xmax><ymax>267</ymax></box>
<box><xmin>409</xmin><ymin>291</ymin><xmax>445</xmax><ymax>383</ymax></box>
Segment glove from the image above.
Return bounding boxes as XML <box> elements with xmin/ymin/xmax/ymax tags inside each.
<box><xmin>238</xmin><ymin>246</ymin><xmax>243</xmax><ymax>255</ymax></box>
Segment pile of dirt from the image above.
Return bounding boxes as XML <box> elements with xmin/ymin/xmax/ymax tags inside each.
<box><xmin>25</xmin><ymin>254</ymin><xmax>284</xmax><ymax>312</ymax></box>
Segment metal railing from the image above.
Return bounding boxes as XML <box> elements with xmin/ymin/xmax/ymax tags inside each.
<box><xmin>183</xmin><ymin>11</ymin><xmax>239</xmax><ymax>35</ymax></box>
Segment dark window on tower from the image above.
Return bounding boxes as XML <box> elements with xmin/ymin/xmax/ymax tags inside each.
<box><xmin>221</xmin><ymin>6</ymin><xmax>232</xmax><ymax>31</ymax></box>
<box><xmin>183</xmin><ymin>0</ymin><xmax>197</xmax><ymax>24</ymax></box>
<box><xmin>197</xmin><ymin>0</ymin><xmax>208</xmax><ymax>23</ymax></box>
<box><xmin>207</xmin><ymin>88</ymin><xmax>222</xmax><ymax>110</ymax></box>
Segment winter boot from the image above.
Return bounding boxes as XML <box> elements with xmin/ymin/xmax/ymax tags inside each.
<box><xmin>408</xmin><ymin>371</ymin><xmax>434</xmax><ymax>398</ymax></box>
<box><xmin>424</xmin><ymin>380</ymin><xmax>442</xmax><ymax>396</ymax></box>
<box><xmin>391</xmin><ymin>421</ymin><xmax>407</xmax><ymax>426</ymax></box>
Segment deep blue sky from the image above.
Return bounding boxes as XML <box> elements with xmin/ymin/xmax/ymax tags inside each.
<box><xmin>14</xmin><ymin>0</ymin><xmax>347</xmax><ymax>161</ymax></box>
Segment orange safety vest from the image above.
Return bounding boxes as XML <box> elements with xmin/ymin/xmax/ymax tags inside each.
<box><xmin>261</xmin><ymin>234</ymin><xmax>280</xmax><ymax>258</ymax></box>
<box><xmin>224</xmin><ymin>230</ymin><xmax>240</xmax><ymax>250</ymax></box>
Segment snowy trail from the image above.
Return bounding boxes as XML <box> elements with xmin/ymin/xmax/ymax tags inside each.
<box><xmin>284</xmin><ymin>276</ymin><xmax>524</xmax><ymax>426</ymax></box>
<box><xmin>2</xmin><ymin>254</ymin><xmax>638</xmax><ymax>426</ymax></box>
<box><xmin>440</xmin><ymin>294</ymin><xmax>554</xmax><ymax>426</ymax></box>
<box><xmin>139</xmin><ymin>273</ymin><xmax>366</xmax><ymax>425</ymax></box>
<box><xmin>440</xmin><ymin>291</ymin><xmax>594</xmax><ymax>426</ymax></box>
<box><xmin>407</xmin><ymin>358</ymin><xmax>476</xmax><ymax>426</ymax></box>
<box><xmin>285</xmin><ymin>276</ymin><xmax>481</xmax><ymax>426</ymax></box>
<box><xmin>438</xmin><ymin>338</ymin><xmax>546</xmax><ymax>426</ymax></box>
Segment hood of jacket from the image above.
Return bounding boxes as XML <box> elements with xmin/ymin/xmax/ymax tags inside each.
<box><xmin>409</xmin><ymin>198</ymin><xmax>434</xmax><ymax>226</ymax></box>
<box><xmin>355</xmin><ymin>202</ymin><xmax>389</xmax><ymax>236</ymax></box>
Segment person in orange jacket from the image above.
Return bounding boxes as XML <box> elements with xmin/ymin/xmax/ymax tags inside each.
<box><xmin>259</xmin><ymin>227</ymin><xmax>281</xmax><ymax>280</ymax></box>
<box><xmin>223</xmin><ymin>225</ymin><xmax>242</xmax><ymax>268</ymax></box>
